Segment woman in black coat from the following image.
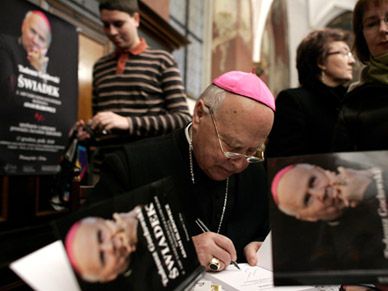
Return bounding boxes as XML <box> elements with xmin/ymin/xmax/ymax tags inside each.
<box><xmin>332</xmin><ymin>0</ymin><xmax>388</xmax><ymax>152</ymax></box>
<box><xmin>267</xmin><ymin>28</ymin><xmax>355</xmax><ymax>157</ymax></box>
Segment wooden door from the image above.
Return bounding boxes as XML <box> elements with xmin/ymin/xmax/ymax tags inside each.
<box><xmin>78</xmin><ymin>34</ymin><xmax>107</xmax><ymax>121</ymax></box>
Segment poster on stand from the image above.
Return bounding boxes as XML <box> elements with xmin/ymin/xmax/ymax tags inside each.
<box><xmin>0</xmin><ymin>0</ymin><xmax>78</xmax><ymax>175</ymax></box>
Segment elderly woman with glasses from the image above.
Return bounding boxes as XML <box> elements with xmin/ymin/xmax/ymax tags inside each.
<box><xmin>267</xmin><ymin>28</ymin><xmax>355</xmax><ymax>158</ymax></box>
<box><xmin>333</xmin><ymin>0</ymin><xmax>388</xmax><ymax>152</ymax></box>
<box><xmin>88</xmin><ymin>70</ymin><xmax>275</xmax><ymax>272</ymax></box>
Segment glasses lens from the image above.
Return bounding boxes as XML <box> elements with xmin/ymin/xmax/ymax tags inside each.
<box><xmin>224</xmin><ymin>152</ymin><xmax>243</xmax><ymax>160</ymax></box>
<box><xmin>246</xmin><ymin>157</ymin><xmax>261</xmax><ymax>163</ymax></box>
<box><xmin>249</xmin><ymin>151</ymin><xmax>265</xmax><ymax>163</ymax></box>
<box><xmin>224</xmin><ymin>151</ymin><xmax>265</xmax><ymax>163</ymax></box>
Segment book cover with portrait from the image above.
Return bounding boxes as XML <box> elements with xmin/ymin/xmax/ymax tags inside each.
<box><xmin>268</xmin><ymin>150</ymin><xmax>388</xmax><ymax>285</ymax></box>
<box><xmin>52</xmin><ymin>176</ymin><xmax>204</xmax><ymax>291</ymax></box>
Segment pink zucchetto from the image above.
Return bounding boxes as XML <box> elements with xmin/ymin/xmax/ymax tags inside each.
<box><xmin>271</xmin><ymin>165</ymin><xmax>295</xmax><ymax>205</ymax></box>
<box><xmin>31</xmin><ymin>10</ymin><xmax>51</xmax><ymax>32</ymax></box>
<box><xmin>65</xmin><ymin>221</ymin><xmax>81</xmax><ymax>273</ymax></box>
<box><xmin>212</xmin><ymin>71</ymin><xmax>276</xmax><ymax>111</ymax></box>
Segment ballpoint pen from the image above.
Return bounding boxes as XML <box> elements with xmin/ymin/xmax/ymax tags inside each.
<box><xmin>195</xmin><ymin>218</ymin><xmax>240</xmax><ymax>270</ymax></box>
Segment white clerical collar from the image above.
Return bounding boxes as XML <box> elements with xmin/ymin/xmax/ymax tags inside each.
<box><xmin>184</xmin><ymin>122</ymin><xmax>192</xmax><ymax>146</ymax></box>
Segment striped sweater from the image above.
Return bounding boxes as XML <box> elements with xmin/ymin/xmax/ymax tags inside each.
<box><xmin>92</xmin><ymin>48</ymin><xmax>191</xmax><ymax>140</ymax></box>
<box><xmin>91</xmin><ymin>48</ymin><xmax>191</xmax><ymax>169</ymax></box>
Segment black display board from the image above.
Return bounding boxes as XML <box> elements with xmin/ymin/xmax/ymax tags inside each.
<box><xmin>0</xmin><ymin>0</ymin><xmax>78</xmax><ymax>175</ymax></box>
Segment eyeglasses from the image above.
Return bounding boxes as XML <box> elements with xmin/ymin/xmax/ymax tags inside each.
<box><xmin>326</xmin><ymin>51</ymin><xmax>354</xmax><ymax>59</ymax></box>
<box><xmin>205</xmin><ymin>105</ymin><xmax>265</xmax><ymax>163</ymax></box>
<box><xmin>363</xmin><ymin>15</ymin><xmax>388</xmax><ymax>31</ymax></box>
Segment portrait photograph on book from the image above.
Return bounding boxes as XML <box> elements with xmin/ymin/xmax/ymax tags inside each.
<box><xmin>52</xmin><ymin>176</ymin><xmax>204</xmax><ymax>291</ymax></box>
<box><xmin>268</xmin><ymin>150</ymin><xmax>388</xmax><ymax>286</ymax></box>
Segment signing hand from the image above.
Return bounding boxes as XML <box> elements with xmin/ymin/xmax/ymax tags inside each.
<box><xmin>192</xmin><ymin>232</ymin><xmax>237</xmax><ymax>272</ymax></box>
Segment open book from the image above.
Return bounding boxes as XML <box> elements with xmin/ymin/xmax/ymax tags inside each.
<box><xmin>204</xmin><ymin>263</ymin><xmax>317</xmax><ymax>291</ymax></box>
<box><xmin>204</xmin><ymin>233</ymin><xmax>317</xmax><ymax>291</ymax></box>
<box><xmin>268</xmin><ymin>150</ymin><xmax>388</xmax><ymax>285</ymax></box>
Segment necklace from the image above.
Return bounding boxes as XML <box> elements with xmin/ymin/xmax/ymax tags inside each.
<box><xmin>187</xmin><ymin>127</ymin><xmax>229</xmax><ymax>233</ymax></box>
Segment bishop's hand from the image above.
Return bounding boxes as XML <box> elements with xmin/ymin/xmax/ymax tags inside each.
<box><xmin>192</xmin><ymin>232</ymin><xmax>237</xmax><ymax>272</ymax></box>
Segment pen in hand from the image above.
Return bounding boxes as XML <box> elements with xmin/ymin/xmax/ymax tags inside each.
<box><xmin>195</xmin><ymin>218</ymin><xmax>240</xmax><ymax>270</ymax></box>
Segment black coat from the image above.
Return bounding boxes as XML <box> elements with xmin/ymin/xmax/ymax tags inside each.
<box><xmin>90</xmin><ymin>128</ymin><xmax>270</xmax><ymax>262</ymax></box>
<box><xmin>267</xmin><ymin>82</ymin><xmax>346</xmax><ymax>157</ymax></box>
<box><xmin>332</xmin><ymin>83</ymin><xmax>388</xmax><ymax>152</ymax></box>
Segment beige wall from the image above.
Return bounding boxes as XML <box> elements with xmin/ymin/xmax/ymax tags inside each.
<box><xmin>211</xmin><ymin>0</ymin><xmax>254</xmax><ymax>79</ymax></box>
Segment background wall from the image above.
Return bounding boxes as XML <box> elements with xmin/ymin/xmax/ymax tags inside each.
<box><xmin>28</xmin><ymin>0</ymin><xmax>360</xmax><ymax>99</ymax></box>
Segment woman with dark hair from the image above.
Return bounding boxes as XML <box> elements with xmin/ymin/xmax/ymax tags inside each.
<box><xmin>267</xmin><ymin>28</ymin><xmax>355</xmax><ymax>157</ymax></box>
<box><xmin>333</xmin><ymin>0</ymin><xmax>388</xmax><ymax>152</ymax></box>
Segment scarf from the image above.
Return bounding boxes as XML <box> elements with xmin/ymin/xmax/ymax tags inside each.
<box><xmin>348</xmin><ymin>52</ymin><xmax>388</xmax><ymax>92</ymax></box>
<box><xmin>365</xmin><ymin>52</ymin><xmax>388</xmax><ymax>85</ymax></box>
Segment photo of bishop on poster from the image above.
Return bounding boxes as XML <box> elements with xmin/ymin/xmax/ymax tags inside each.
<box><xmin>268</xmin><ymin>150</ymin><xmax>388</xmax><ymax>285</ymax></box>
<box><xmin>0</xmin><ymin>0</ymin><xmax>78</xmax><ymax>175</ymax></box>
